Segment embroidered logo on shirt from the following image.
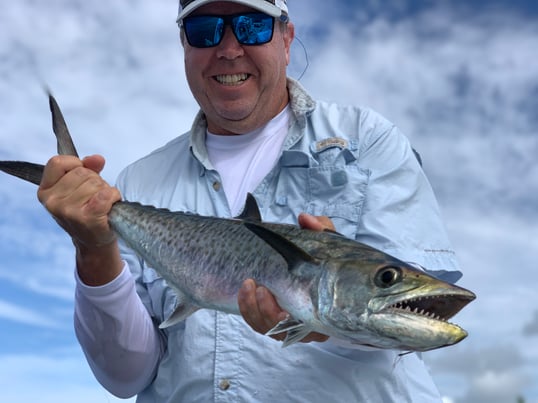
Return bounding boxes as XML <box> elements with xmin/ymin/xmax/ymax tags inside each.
<box><xmin>313</xmin><ymin>137</ymin><xmax>349</xmax><ymax>153</ymax></box>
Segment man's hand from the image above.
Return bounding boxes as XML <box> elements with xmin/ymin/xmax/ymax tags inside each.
<box><xmin>38</xmin><ymin>154</ymin><xmax>119</xmax><ymax>247</ymax></box>
<box><xmin>37</xmin><ymin>154</ymin><xmax>123</xmax><ymax>286</ymax></box>
<box><xmin>237</xmin><ymin>213</ymin><xmax>335</xmax><ymax>344</ymax></box>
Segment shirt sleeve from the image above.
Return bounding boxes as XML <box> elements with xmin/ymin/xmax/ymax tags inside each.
<box><xmin>74</xmin><ymin>262</ymin><xmax>164</xmax><ymax>398</ymax></box>
<box><xmin>356</xmin><ymin>109</ymin><xmax>459</xmax><ymax>272</ymax></box>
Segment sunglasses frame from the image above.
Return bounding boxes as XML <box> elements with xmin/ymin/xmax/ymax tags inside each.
<box><xmin>181</xmin><ymin>12</ymin><xmax>276</xmax><ymax>48</ymax></box>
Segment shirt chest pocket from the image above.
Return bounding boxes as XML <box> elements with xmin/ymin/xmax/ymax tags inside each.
<box><xmin>273</xmin><ymin>148</ymin><xmax>370</xmax><ymax>239</ymax></box>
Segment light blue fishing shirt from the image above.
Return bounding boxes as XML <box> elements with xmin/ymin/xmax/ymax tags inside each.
<box><xmin>76</xmin><ymin>78</ymin><xmax>460</xmax><ymax>402</ymax></box>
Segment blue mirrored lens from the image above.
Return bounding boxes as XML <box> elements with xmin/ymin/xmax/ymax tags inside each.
<box><xmin>184</xmin><ymin>16</ymin><xmax>224</xmax><ymax>47</ymax></box>
<box><xmin>183</xmin><ymin>13</ymin><xmax>274</xmax><ymax>48</ymax></box>
<box><xmin>232</xmin><ymin>14</ymin><xmax>274</xmax><ymax>45</ymax></box>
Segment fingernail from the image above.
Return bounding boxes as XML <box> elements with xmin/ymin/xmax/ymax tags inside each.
<box><xmin>242</xmin><ymin>279</ymin><xmax>254</xmax><ymax>292</ymax></box>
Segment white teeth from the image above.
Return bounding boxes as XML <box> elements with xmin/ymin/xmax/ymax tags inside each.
<box><xmin>215</xmin><ymin>73</ymin><xmax>249</xmax><ymax>85</ymax></box>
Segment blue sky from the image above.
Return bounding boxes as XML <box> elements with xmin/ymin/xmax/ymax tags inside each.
<box><xmin>0</xmin><ymin>1</ymin><xmax>537</xmax><ymax>402</ymax></box>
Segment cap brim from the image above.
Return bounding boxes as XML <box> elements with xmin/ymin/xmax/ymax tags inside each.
<box><xmin>177</xmin><ymin>0</ymin><xmax>283</xmax><ymax>22</ymax></box>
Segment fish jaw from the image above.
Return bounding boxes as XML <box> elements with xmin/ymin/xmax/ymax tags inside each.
<box><xmin>366</xmin><ymin>309</ymin><xmax>468</xmax><ymax>351</ymax></box>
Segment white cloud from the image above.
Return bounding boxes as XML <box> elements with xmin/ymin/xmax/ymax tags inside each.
<box><xmin>297</xmin><ymin>3</ymin><xmax>538</xmax><ymax>212</ymax></box>
<box><xmin>0</xmin><ymin>351</ymin><xmax>135</xmax><ymax>403</ymax></box>
<box><xmin>0</xmin><ymin>207</ymin><xmax>76</xmax><ymax>301</ymax></box>
<box><xmin>461</xmin><ymin>370</ymin><xmax>531</xmax><ymax>403</ymax></box>
<box><xmin>426</xmin><ymin>343</ymin><xmax>534</xmax><ymax>403</ymax></box>
<box><xmin>0</xmin><ymin>299</ymin><xmax>61</xmax><ymax>328</ymax></box>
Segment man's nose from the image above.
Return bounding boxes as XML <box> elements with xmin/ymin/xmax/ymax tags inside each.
<box><xmin>215</xmin><ymin>26</ymin><xmax>244</xmax><ymax>59</ymax></box>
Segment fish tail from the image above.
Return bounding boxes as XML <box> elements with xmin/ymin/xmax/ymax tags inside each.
<box><xmin>0</xmin><ymin>93</ymin><xmax>77</xmax><ymax>186</ymax></box>
<box><xmin>0</xmin><ymin>161</ymin><xmax>44</xmax><ymax>185</ymax></box>
<box><xmin>48</xmin><ymin>93</ymin><xmax>79</xmax><ymax>157</ymax></box>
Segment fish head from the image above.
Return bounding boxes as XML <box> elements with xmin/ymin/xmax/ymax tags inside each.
<box><xmin>316</xmin><ymin>258</ymin><xmax>476</xmax><ymax>351</ymax></box>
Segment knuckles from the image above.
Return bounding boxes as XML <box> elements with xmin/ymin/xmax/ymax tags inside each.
<box><xmin>46</xmin><ymin>154</ymin><xmax>69</xmax><ymax>168</ymax></box>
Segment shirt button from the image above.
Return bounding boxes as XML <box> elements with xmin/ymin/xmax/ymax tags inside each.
<box><xmin>219</xmin><ymin>379</ymin><xmax>231</xmax><ymax>391</ymax></box>
<box><xmin>213</xmin><ymin>181</ymin><xmax>221</xmax><ymax>191</ymax></box>
<box><xmin>276</xmin><ymin>195</ymin><xmax>287</xmax><ymax>206</ymax></box>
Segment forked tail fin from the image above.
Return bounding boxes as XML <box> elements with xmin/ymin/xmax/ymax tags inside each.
<box><xmin>0</xmin><ymin>161</ymin><xmax>44</xmax><ymax>185</ymax></box>
<box><xmin>49</xmin><ymin>93</ymin><xmax>78</xmax><ymax>157</ymax></box>
<box><xmin>0</xmin><ymin>93</ymin><xmax>78</xmax><ymax>186</ymax></box>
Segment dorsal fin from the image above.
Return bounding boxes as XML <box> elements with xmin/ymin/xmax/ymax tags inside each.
<box><xmin>244</xmin><ymin>222</ymin><xmax>318</xmax><ymax>270</ymax></box>
<box><xmin>236</xmin><ymin>193</ymin><xmax>262</xmax><ymax>221</ymax></box>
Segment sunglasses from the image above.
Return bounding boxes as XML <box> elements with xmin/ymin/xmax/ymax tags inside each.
<box><xmin>182</xmin><ymin>12</ymin><xmax>276</xmax><ymax>48</ymax></box>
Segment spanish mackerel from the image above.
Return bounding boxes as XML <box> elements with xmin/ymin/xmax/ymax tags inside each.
<box><xmin>0</xmin><ymin>95</ymin><xmax>475</xmax><ymax>351</ymax></box>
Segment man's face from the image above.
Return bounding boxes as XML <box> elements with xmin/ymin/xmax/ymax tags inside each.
<box><xmin>182</xmin><ymin>2</ymin><xmax>294</xmax><ymax>135</ymax></box>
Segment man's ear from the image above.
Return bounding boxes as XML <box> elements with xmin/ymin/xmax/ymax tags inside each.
<box><xmin>284</xmin><ymin>21</ymin><xmax>295</xmax><ymax>65</ymax></box>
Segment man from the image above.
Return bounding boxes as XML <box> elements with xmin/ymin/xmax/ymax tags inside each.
<box><xmin>38</xmin><ymin>0</ymin><xmax>461</xmax><ymax>401</ymax></box>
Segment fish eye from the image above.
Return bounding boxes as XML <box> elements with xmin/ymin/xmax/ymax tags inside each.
<box><xmin>374</xmin><ymin>266</ymin><xmax>402</xmax><ymax>288</ymax></box>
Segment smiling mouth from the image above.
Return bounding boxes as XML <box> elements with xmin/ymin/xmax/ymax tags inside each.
<box><xmin>214</xmin><ymin>73</ymin><xmax>250</xmax><ymax>86</ymax></box>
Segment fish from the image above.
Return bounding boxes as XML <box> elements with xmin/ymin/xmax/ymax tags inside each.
<box><xmin>0</xmin><ymin>94</ymin><xmax>476</xmax><ymax>351</ymax></box>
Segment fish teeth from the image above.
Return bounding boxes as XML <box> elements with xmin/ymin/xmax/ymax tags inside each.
<box><xmin>389</xmin><ymin>299</ymin><xmax>446</xmax><ymax>321</ymax></box>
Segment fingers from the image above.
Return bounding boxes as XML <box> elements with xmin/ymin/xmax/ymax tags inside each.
<box><xmin>238</xmin><ymin>279</ymin><xmax>288</xmax><ymax>341</ymax></box>
<box><xmin>39</xmin><ymin>154</ymin><xmax>106</xmax><ymax>191</ymax></box>
<box><xmin>298</xmin><ymin>213</ymin><xmax>336</xmax><ymax>232</ymax></box>
<box><xmin>37</xmin><ymin>154</ymin><xmax>121</xmax><ymax>248</ymax></box>
<box><xmin>238</xmin><ymin>279</ymin><xmax>329</xmax><ymax>344</ymax></box>
<box><xmin>82</xmin><ymin>154</ymin><xmax>106</xmax><ymax>174</ymax></box>
<box><xmin>39</xmin><ymin>155</ymin><xmax>83</xmax><ymax>191</ymax></box>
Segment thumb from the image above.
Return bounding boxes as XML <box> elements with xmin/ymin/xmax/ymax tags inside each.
<box><xmin>82</xmin><ymin>154</ymin><xmax>106</xmax><ymax>174</ymax></box>
<box><xmin>298</xmin><ymin>213</ymin><xmax>336</xmax><ymax>232</ymax></box>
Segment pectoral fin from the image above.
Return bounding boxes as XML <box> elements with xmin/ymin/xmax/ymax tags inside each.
<box><xmin>266</xmin><ymin>316</ymin><xmax>313</xmax><ymax>348</ymax></box>
<box><xmin>159</xmin><ymin>301</ymin><xmax>200</xmax><ymax>329</ymax></box>
<box><xmin>243</xmin><ymin>222</ymin><xmax>319</xmax><ymax>270</ymax></box>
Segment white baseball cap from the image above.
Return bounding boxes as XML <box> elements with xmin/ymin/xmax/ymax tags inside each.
<box><xmin>177</xmin><ymin>0</ymin><xmax>289</xmax><ymax>22</ymax></box>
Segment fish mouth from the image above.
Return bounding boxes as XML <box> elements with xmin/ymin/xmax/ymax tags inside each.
<box><xmin>369</xmin><ymin>290</ymin><xmax>476</xmax><ymax>350</ymax></box>
<box><xmin>383</xmin><ymin>292</ymin><xmax>475</xmax><ymax>322</ymax></box>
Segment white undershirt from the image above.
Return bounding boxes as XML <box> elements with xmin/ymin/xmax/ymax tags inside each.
<box><xmin>206</xmin><ymin>106</ymin><xmax>291</xmax><ymax>216</ymax></box>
